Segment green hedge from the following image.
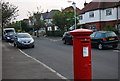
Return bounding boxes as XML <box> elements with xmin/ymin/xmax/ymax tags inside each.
<box><xmin>46</xmin><ymin>31</ymin><xmax>65</xmax><ymax>37</ymax></box>
<box><xmin>103</xmin><ymin>26</ymin><xmax>119</xmax><ymax>34</ymax></box>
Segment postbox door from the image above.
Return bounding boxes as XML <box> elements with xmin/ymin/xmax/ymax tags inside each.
<box><xmin>79</xmin><ymin>44</ymin><xmax>91</xmax><ymax>79</ymax></box>
<box><xmin>74</xmin><ymin>37</ymin><xmax>92</xmax><ymax>79</ymax></box>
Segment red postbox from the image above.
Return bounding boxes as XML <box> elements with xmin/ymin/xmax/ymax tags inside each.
<box><xmin>70</xmin><ymin>29</ymin><xmax>93</xmax><ymax>80</ymax></box>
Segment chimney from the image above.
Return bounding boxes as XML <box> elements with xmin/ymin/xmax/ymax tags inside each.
<box><xmin>84</xmin><ymin>0</ymin><xmax>88</xmax><ymax>7</ymax></box>
<box><xmin>46</xmin><ymin>9</ymin><xmax>49</xmax><ymax>13</ymax></box>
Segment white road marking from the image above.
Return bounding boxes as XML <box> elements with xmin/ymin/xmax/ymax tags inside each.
<box><xmin>9</xmin><ymin>43</ymin><xmax>14</xmax><ymax>46</ymax></box>
<box><xmin>8</xmin><ymin>43</ymin><xmax>11</xmax><ymax>45</ymax></box>
<box><xmin>18</xmin><ymin>49</ymin><xmax>68</xmax><ymax>79</ymax></box>
<box><xmin>113</xmin><ymin>50</ymin><xmax>120</xmax><ymax>53</ymax></box>
<box><xmin>47</xmin><ymin>38</ymin><xmax>62</xmax><ymax>42</ymax></box>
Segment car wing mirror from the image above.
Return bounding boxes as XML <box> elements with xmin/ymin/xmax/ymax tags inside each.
<box><xmin>90</xmin><ymin>36</ymin><xmax>94</xmax><ymax>39</ymax></box>
<box><xmin>15</xmin><ymin>36</ymin><xmax>17</xmax><ymax>39</ymax></box>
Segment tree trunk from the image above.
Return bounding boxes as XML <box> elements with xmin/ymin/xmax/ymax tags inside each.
<box><xmin>1</xmin><ymin>23</ymin><xmax>4</xmax><ymax>40</ymax></box>
<box><xmin>36</xmin><ymin>27</ymin><xmax>39</xmax><ymax>37</ymax></box>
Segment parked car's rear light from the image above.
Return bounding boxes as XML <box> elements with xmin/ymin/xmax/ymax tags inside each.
<box><xmin>102</xmin><ymin>38</ymin><xmax>107</xmax><ymax>41</ymax></box>
<box><xmin>116</xmin><ymin>37</ymin><xmax>119</xmax><ymax>40</ymax></box>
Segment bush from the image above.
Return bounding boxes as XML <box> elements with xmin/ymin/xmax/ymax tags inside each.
<box><xmin>47</xmin><ymin>30</ymin><xmax>65</xmax><ymax>37</ymax></box>
<box><xmin>103</xmin><ymin>26</ymin><xmax>118</xmax><ymax>34</ymax></box>
<box><xmin>17</xmin><ymin>30</ymin><xmax>26</xmax><ymax>33</ymax></box>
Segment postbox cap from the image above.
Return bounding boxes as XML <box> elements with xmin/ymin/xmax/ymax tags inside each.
<box><xmin>70</xmin><ymin>29</ymin><xmax>93</xmax><ymax>36</ymax></box>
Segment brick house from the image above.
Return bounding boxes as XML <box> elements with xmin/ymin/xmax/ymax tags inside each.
<box><xmin>41</xmin><ymin>10</ymin><xmax>60</xmax><ymax>31</ymax></box>
<box><xmin>78</xmin><ymin>1</ymin><xmax>120</xmax><ymax>32</ymax></box>
<box><xmin>62</xmin><ymin>6</ymin><xmax>81</xmax><ymax>14</ymax></box>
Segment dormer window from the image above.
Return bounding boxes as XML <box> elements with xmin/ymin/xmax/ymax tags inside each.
<box><xmin>106</xmin><ymin>9</ymin><xmax>112</xmax><ymax>16</ymax></box>
<box><xmin>89</xmin><ymin>12</ymin><xmax>94</xmax><ymax>18</ymax></box>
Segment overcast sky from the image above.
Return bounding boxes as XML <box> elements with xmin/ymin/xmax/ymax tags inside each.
<box><xmin>4</xmin><ymin>0</ymin><xmax>93</xmax><ymax>21</ymax></box>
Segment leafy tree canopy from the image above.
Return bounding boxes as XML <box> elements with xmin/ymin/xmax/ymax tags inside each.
<box><xmin>52</xmin><ymin>10</ymin><xmax>79</xmax><ymax>31</ymax></box>
<box><xmin>1</xmin><ymin>1</ymin><xmax>19</xmax><ymax>26</ymax></box>
<box><xmin>52</xmin><ymin>11</ymin><xmax>66</xmax><ymax>31</ymax></box>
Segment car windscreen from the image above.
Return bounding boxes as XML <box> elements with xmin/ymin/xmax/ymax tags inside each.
<box><xmin>5</xmin><ymin>30</ymin><xmax>14</xmax><ymax>33</ymax></box>
<box><xmin>7</xmin><ymin>33</ymin><xmax>16</xmax><ymax>36</ymax></box>
<box><xmin>17</xmin><ymin>34</ymin><xmax>31</xmax><ymax>38</ymax></box>
<box><xmin>105</xmin><ymin>32</ymin><xmax>117</xmax><ymax>37</ymax></box>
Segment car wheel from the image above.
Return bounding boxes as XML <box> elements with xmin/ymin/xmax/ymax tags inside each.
<box><xmin>16</xmin><ymin>44</ymin><xmax>20</xmax><ymax>48</ymax></box>
<box><xmin>32</xmin><ymin>45</ymin><xmax>34</xmax><ymax>48</ymax></box>
<box><xmin>98</xmin><ymin>44</ymin><xmax>103</xmax><ymax>50</ymax></box>
<box><xmin>63</xmin><ymin>40</ymin><xmax>66</xmax><ymax>44</ymax></box>
<box><xmin>112</xmin><ymin>45</ymin><xmax>118</xmax><ymax>48</ymax></box>
<box><xmin>14</xmin><ymin>43</ymin><xmax>16</xmax><ymax>47</ymax></box>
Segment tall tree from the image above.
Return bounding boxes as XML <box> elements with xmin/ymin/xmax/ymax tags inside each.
<box><xmin>1</xmin><ymin>1</ymin><xmax>19</xmax><ymax>26</ymax></box>
<box><xmin>52</xmin><ymin>11</ymin><xmax>66</xmax><ymax>31</ymax></box>
<box><xmin>33</xmin><ymin>12</ymin><xmax>45</xmax><ymax>37</ymax></box>
<box><xmin>1</xmin><ymin>1</ymin><xmax>19</xmax><ymax>39</ymax></box>
<box><xmin>52</xmin><ymin>11</ymin><xmax>79</xmax><ymax>31</ymax></box>
<box><xmin>64</xmin><ymin>11</ymin><xmax>78</xmax><ymax>30</ymax></box>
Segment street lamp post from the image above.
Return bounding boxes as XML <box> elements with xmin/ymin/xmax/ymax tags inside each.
<box><xmin>72</xmin><ymin>2</ymin><xmax>76</xmax><ymax>30</ymax></box>
<box><xmin>20</xmin><ymin>21</ymin><xmax>22</xmax><ymax>31</ymax></box>
<box><xmin>68</xmin><ymin>1</ymin><xmax>77</xmax><ymax>30</ymax></box>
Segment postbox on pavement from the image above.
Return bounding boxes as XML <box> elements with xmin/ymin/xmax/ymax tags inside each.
<box><xmin>70</xmin><ymin>29</ymin><xmax>93</xmax><ymax>80</ymax></box>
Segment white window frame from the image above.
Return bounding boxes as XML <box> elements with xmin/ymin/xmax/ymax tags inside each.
<box><xmin>106</xmin><ymin>9</ymin><xmax>112</xmax><ymax>16</ymax></box>
<box><xmin>79</xmin><ymin>15</ymin><xmax>83</xmax><ymax>20</ymax></box>
<box><xmin>89</xmin><ymin>12</ymin><xmax>94</xmax><ymax>18</ymax></box>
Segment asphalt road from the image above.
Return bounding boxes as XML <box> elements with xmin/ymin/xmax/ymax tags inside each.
<box><xmin>18</xmin><ymin>37</ymin><xmax>119</xmax><ymax>79</ymax></box>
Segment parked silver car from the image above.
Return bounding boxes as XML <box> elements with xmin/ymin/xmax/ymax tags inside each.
<box><xmin>14</xmin><ymin>33</ymin><xmax>34</xmax><ymax>48</ymax></box>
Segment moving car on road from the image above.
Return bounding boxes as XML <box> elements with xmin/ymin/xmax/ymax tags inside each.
<box><xmin>90</xmin><ymin>31</ymin><xmax>119</xmax><ymax>49</ymax></box>
<box><xmin>14</xmin><ymin>33</ymin><xmax>35</xmax><ymax>48</ymax></box>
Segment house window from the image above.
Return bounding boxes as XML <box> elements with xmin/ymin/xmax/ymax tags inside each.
<box><xmin>79</xmin><ymin>15</ymin><xmax>83</xmax><ymax>20</ymax></box>
<box><xmin>106</xmin><ymin>9</ymin><xmax>112</xmax><ymax>16</ymax></box>
<box><xmin>118</xmin><ymin>24</ymin><xmax>120</xmax><ymax>33</ymax></box>
<box><xmin>89</xmin><ymin>12</ymin><xmax>94</xmax><ymax>18</ymax></box>
<box><xmin>88</xmin><ymin>24</ymin><xmax>97</xmax><ymax>31</ymax></box>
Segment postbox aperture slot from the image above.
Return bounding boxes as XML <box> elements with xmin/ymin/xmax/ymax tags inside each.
<box><xmin>78</xmin><ymin>38</ymin><xmax>90</xmax><ymax>40</ymax></box>
<box><xmin>81</xmin><ymin>41</ymin><xmax>89</xmax><ymax>43</ymax></box>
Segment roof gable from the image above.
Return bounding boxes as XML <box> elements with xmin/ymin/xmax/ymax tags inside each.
<box><xmin>63</xmin><ymin>6</ymin><xmax>81</xmax><ymax>14</ymax></box>
<box><xmin>46</xmin><ymin>10</ymin><xmax>59</xmax><ymax>19</ymax></box>
<box><xmin>42</xmin><ymin>10</ymin><xmax>59</xmax><ymax>19</ymax></box>
<box><xmin>80</xmin><ymin>1</ymin><xmax>120</xmax><ymax>14</ymax></box>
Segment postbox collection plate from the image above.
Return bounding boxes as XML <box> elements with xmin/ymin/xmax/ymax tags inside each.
<box><xmin>83</xmin><ymin>47</ymin><xmax>89</xmax><ymax>57</ymax></box>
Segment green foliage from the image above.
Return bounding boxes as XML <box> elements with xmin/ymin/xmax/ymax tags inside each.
<box><xmin>103</xmin><ymin>25</ymin><xmax>118</xmax><ymax>34</ymax></box>
<box><xmin>52</xmin><ymin>11</ymin><xmax>66</xmax><ymax>31</ymax></box>
<box><xmin>47</xmin><ymin>30</ymin><xmax>65</xmax><ymax>37</ymax></box>
<box><xmin>17</xmin><ymin>30</ymin><xmax>25</xmax><ymax>33</ymax></box>
<box><xmin>33</xmin><ymin>12</ymin><xmax>45</xmax><ymax>37</ymax></box>
<box><xmin>64</xmin><ymin>11</ymin><xmax>79</xmax><ymax>29</ymax></box>
<box><xmin>34</xmin><ymin>13</ymin><xmax>45</xmax><ymax>29</ymax></box>
<box><xmin>52</xmin><ymin>11</ymin><xmax>79</xmax><ymax>31</ymax></box>
<box><xmin>1</xmin><ymin>1</ymin><xmax>19</xmax><ymax>25</ymax></box>
<box><xmin>20</xmin><ymin>21</ymin><xmax>30</xmax><ymax>32</ymax></box>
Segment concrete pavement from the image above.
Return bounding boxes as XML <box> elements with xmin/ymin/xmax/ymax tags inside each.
<box><xmin>2</xmin><ymin>41</ymin><xmax>64</xmax><ymax>79</ymax></box>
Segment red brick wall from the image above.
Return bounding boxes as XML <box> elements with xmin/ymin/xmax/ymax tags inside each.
<box><xmin>80</xmin><ymin>20</ymin><xmax>118</xmax><ymax>31</ymax></box>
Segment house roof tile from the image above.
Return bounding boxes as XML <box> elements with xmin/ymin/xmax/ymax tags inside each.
<box><xmin>46</xmin><ymin>10</ymin><xmax>59</xmax><ymax>19</ymax></box>
<box><xmin>63</xmin><ymin>6</ymin><xmax>81</xmax><ymax>14</ymax></box>
<box><xmin>80</xmin><ymin>1</ymin><xmax>120</xmax><ymax>14</ymax></box>
<box><xmin>42</xmin><ymin>10</ymin><xmax>59</xmax><ymax>19</ymax></box>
